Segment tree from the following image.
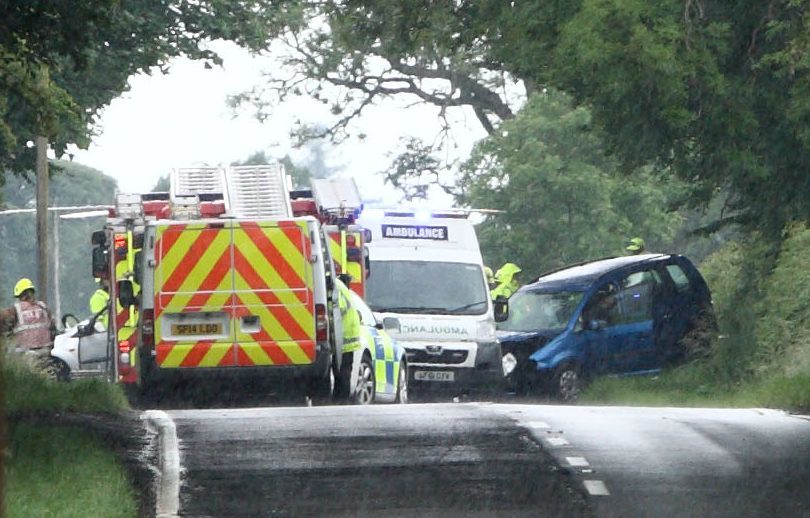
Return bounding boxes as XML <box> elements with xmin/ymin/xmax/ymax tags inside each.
<box><xmin>0</xmin><ymin>1</ymin><xmax>290</xmax><ymax>176</ymax></box>
<box><xmin>152</xmin><ymin>175</ymin><xmax>170</xmax><ymax>192</ymax></box>
<box><xmin>0</xmin><ymin>160</ymin><xmax>117</xmax><ymax>316</ymax></box>
<box><xmin>233</xmin><ymin>0</ymin><xmax>522</xmax><ymax>147</ymax></box>
<box><xmin>247</xmin><ymin>1</ymin><xmax>810</xmax><ymax>232</ymax></box>
<box><xmin>455</xmin><ymin>90</ymin><xmax>683</xmax><ymax>276</ymax></box>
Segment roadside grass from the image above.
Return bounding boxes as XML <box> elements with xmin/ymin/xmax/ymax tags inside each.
<box><xmin>4</xmin><ymin>356</ymin><xmax>138</xmax><ymax>517</ymax></box>
<box><xmin>5</xmin><ymin>355</ymin><xmax>128</xmax><ymax>414</ymax></box>
<box><xmin>5</xmin><ymin>422</ymin><xmax>137</xmax><ymax>518</ymax></box>
<box><xmin>581</xmin><ymin>368</ymin><xmax>810</xmax><ymax>412</ymax></box>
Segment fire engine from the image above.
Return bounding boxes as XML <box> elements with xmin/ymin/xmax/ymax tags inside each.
<box><xmin>89</xmin><ymin>165</ymin><xmax>373</xmax><ymax>400</ymax></box>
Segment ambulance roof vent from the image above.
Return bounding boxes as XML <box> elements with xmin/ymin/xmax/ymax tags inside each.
<box><xmin>225</xmin><ymin>165</ymin><xmax>292</xmax><ymax>219</ymax></box>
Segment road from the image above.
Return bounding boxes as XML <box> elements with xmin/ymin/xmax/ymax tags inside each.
<box><xmin>146</xmin><ymin>403</ymin><xmax>810</xmax><ymax>517</ymax></box>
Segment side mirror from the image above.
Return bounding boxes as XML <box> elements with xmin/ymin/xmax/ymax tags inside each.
<box><xmin>92</xmin><ymin>247</ymin><xmax>109</xmax><ymax>279</ymax></box>
<box><xmin>61</xmin><ymin>313</ymin><xmax>79</xmax><ymax>329</ymax></box>
<box><xmin>134</xmin><ymin>251</ymin><xmax>143</xmax><ymax>284</ymax></box>
<box><xmin>382</xmin><ymin>317</ymin><xmax>401</xmax><ymax>332</ymax></box>
<box><xmin>587</xmin><ymin>320</ymin><xmax>603</xmax><ymax>331</ymax></box>
<box><xmin>94</xmin><ymin>321</ymin><xmax>106</xmax><ymax>333</ymax></box>
<box><xmin>364</xmin><ymin>247</ymin><xmax>370</xmax><ymax>279</ymax></box>
<box><xmin>493</xmin><ymin>297</ymin><xmax>509</xmax><ymax>323</ymax></box>
<box><xmin>118</xmin><ymin>280</ymin><xmax>137</xmax><ymax>308</ymax></box>
<box><xmin>362</xmin><ymin>228</ymin><xmax>372</xmax><ymax>243</ymax></box>
<box><xmin>91</xmin><ymin>230</ymin><xmax>106</xmax><ymax>246</ymax></box>
<box><xmin>75</xmin><ymin>323</ymin><xmax>92</xmax><ymax>338</ymax></box>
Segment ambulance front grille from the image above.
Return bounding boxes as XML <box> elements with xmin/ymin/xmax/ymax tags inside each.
<box><xmin>407</xmin><ymin>349</ymin><xmax>469</xmax><ymax>365</ymax></box>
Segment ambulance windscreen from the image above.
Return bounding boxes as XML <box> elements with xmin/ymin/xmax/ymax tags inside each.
<box><xmin>366</xmin><ymin>261</ymin><xmax>488</xmax><ymax>315</ymax></box>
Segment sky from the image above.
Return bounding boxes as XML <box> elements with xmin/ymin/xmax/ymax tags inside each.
<box><xmin>70</xmin><ymin>41</ymin><xmax>488</xmax><ymax>208</ymax></box>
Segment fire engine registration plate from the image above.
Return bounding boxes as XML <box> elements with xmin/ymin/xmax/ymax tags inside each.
<box><xmin>414</xmin><ymin>370</ymin><xmax>455</xmax><ymax>382</ymax></box>
<box><xmin>171</xmin><ymin>323</ymin><xmax>222</xmax><ymax>336</ymax></box>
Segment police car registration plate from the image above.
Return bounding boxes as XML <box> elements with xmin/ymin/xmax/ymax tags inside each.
<box><xmin>171</xmin><ymin>323</ymin><xmax>222</xmax><ymax>336</ymax></box>
<box><xmin>414</xmin><ymin>370</ymin><xmax>455</xmax><ymax>382</ymax></box>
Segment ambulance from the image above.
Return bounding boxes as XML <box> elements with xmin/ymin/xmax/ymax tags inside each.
<box><xmin>357</xmin><ymin>209</ymin><xmax>504</xmax><ymax>395</ymax></box>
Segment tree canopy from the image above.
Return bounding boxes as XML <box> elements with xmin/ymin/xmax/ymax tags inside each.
<box><xmin>456</xmin><ymin>89</ymin><xmax>683</xmax><ymax>275</ymax></box>
<box><xmin>0</xmin><ymin>1</ymin><xmax>287</xmax><ymax>175</ymax></box>
<box><xmin>248</xmin><ymin>0</ymin><xmax>810</xmax><ymax>231</ymax></box>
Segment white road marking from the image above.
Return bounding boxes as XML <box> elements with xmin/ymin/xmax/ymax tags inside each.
<box><xmin>584</xmin><ymin>480</ymin><xmax>610</xmax><ymax>496</ymax></box>
<box><xmin>566</xmin><ymin>456</ymin><xmax>590</xmax><ymax>467</ymax></box>
<box><xmin>527</xmin><ymin>421</ymin><xmax>550</xmax><ymax>429</ymax></box>
<box><xmin>143</xmin><ymin>410</ymin><xmax>181</xmax><ymax>517</ymax></box>
<box><xmin>546</xmin><ymin>437</ymin><xmax>569</xmax><ymax>447</ymax></box>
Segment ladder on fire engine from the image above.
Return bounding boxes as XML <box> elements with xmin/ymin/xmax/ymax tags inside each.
<box><xmin>310</xmin><ymin>177</ymin><xmax>364</xmax><ymax>224</ymax></box>
<box><xmin>171</xmin><ymin>165</ymin><xmax>292</xmax><ymax>218</ymax></box>
<box><xmin>226</xmin><ymin>165</ymin><xmax>292</xmax><ymax>218</ymax></box>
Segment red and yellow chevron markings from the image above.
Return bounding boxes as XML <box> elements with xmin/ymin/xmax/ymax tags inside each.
<box><xmin>153</xmin><ymin>220</ymin><xmax>317</xmax><ymax>369</ymax></box>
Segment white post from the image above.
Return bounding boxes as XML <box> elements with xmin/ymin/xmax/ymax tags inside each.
<box><xmin>52</xmin><ymin>214</ymin><xmax>61</xmax><ymax>321</ymax></box>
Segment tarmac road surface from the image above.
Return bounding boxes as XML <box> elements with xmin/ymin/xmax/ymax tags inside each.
<box><xmin>148</xmin><ymin>402</ymin><xmax>810</xmax><ymax>517</ymax></box>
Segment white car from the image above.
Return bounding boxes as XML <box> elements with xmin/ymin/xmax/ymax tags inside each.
<box><xmin>50</xmin><ymin>310</ymin><xmax>110</xmax><ymax>381</ymax></box>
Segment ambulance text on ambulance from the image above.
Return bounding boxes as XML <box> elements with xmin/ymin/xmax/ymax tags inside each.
<box><xmin>381</xmin><ymin>224</ymin><xmax>449</xmax><ymax>241</ymax></box>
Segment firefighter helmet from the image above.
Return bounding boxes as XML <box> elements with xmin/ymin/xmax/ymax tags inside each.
<box><xmin>13</xmin><ymin>278</ymin><xmax>35</xmax><ymax>298</ymax></box>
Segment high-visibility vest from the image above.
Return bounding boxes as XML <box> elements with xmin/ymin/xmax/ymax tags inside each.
<box><xmin>338</xmin><ymin>284</ymin><xmax>362</xmax><ymax>353</ymax></box>
<box><xmin>13</xmin><ymin>300</ymin><xmax>51</xmax><ymax>350</ymax></box>
<box><xmin>89</xmin><ymin>289</ymin><xmax>110</xmax><ymax>327</ymax></box>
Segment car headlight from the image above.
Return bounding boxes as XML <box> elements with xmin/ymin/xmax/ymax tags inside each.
<box><xmin>502</xmin><ymin>353</ymin><xmax>517</xmax><ymax>376</ymax></box>
<box><xmin>477</xmin><ymin>320</ymin><xmax>496</xmax><ymax>341</ymax></box>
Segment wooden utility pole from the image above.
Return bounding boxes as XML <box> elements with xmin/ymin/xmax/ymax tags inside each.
<box><xmin>35</xmin><ymin>64</ymin><xmax>50</xmax><ymax>304</ymax></box>
<box><xmin>36</xmin><ymin>135</ymin><xmax>49</xmax><ymax>304</ymax></box>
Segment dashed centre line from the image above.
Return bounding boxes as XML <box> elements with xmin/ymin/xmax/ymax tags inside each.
<box><xmin>546</xmin><ymin>437</ymin><xmax>570</xmax><ymax>447</ymax></box>
<box><xmin>583</xmin><ymin>480</ymin><xmax>611</xmax><ymax>496</ymax></box>
<box><xmin>566</xmin><ymin>456</ymin><xmax>590</xmax><ymax>467</ymax></box>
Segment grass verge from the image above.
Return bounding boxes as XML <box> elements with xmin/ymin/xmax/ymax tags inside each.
<box><xmin>5</xmin><ymin>356</ymin><xmax>128</xmax><ymax>415</ymax></box>
<box><xmin>3</xmin><ymin>356</ymin><xmax>142</xmax><ymax>517</ymax></box>
<box><xmin>5</xmin><ymin>422</ymin><xmax>138</xmax><ymax>518</ymax></box>
<box><xmin>580</xmin><ymin>365</ymin><xmax>810</xmax><ymax>412</ymax></box>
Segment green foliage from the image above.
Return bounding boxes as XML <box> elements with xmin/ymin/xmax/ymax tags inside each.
<box><xmin>0</xmin><ymin>160</ymin><xmax>116</xmax><ymax>316</ymax></box>
<box><xmin>6</xmin><ymin>422</ymin><xmax>136</xmax><ymax>518</ymax></box>
<box><xmin>270</xmin><ymin>0</ymin><xmax>810</xmax><ymax>232</ymax></box>
<box><xmin>0</xmin><ymin>1</ymin><xmax>291</xmax><ymax>175</ymax></box>
<box><xmin>457</xmin><ymin>90</ymin><xmax>683</xmax><ymax>277</ymax></box>
<box><xmin>152</xmin><ymin>175</ymin><xmax>170</xmax><ymax>192</ymax></box>
<box><xmin>754</xmin><ymin>223</ymin><xmax>810</xmax><ymax>377</ymax></box>
<box><xmin>4</xmin><ymin>355</ymin><xmax>128</xmax><ymax>414</ymax></box>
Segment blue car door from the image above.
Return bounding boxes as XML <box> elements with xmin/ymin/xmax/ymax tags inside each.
<box><xmin>610</xmin><ymin>270</ymin><xmax>662</xmax><ymax>373</ymax></box>
<box><xmin>580</xmin><ymin>281</ymin><xmax>626</xmax><ymax>374</ymax></box>
<box><xmin>654</xmin><ymin>261</ymin><xmax>701</xmax><ymax>362</ymax></box>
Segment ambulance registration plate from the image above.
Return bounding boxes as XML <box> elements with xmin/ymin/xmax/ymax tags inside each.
<box><xmin>414</xmin><ymin>370</ymin><xmax>455</xmax><ymax>382</ymax></box>
<box><xmin>171</xmin><ymin>323</ymin><xmax>222</xmax><ymax>336</ymax></box>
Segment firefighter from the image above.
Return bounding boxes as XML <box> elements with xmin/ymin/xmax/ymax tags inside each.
<box><xmin>89</xmin><ymin>278</ymin><xmax>111</xmax><ymax>328</ymax></box>
<box><xmin>490</xmin><ymin>263</ymin><xmax>523</xmax><ymax>300</ymax></box>
<box><xmin>625</xmin><ymin>237</ymin><xmax>646</xmax><ymax>255</ymax></box>
<box><xmin>0</xmin><ymin>278</ymin><xmax>57</xmax><ymax>372</ymax></box>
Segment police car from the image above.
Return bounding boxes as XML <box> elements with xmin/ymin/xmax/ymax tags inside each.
<box><xmin>335</xmin><ymin>279</ymin><xmax>409</xmax><ymax>404</ymax></box>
